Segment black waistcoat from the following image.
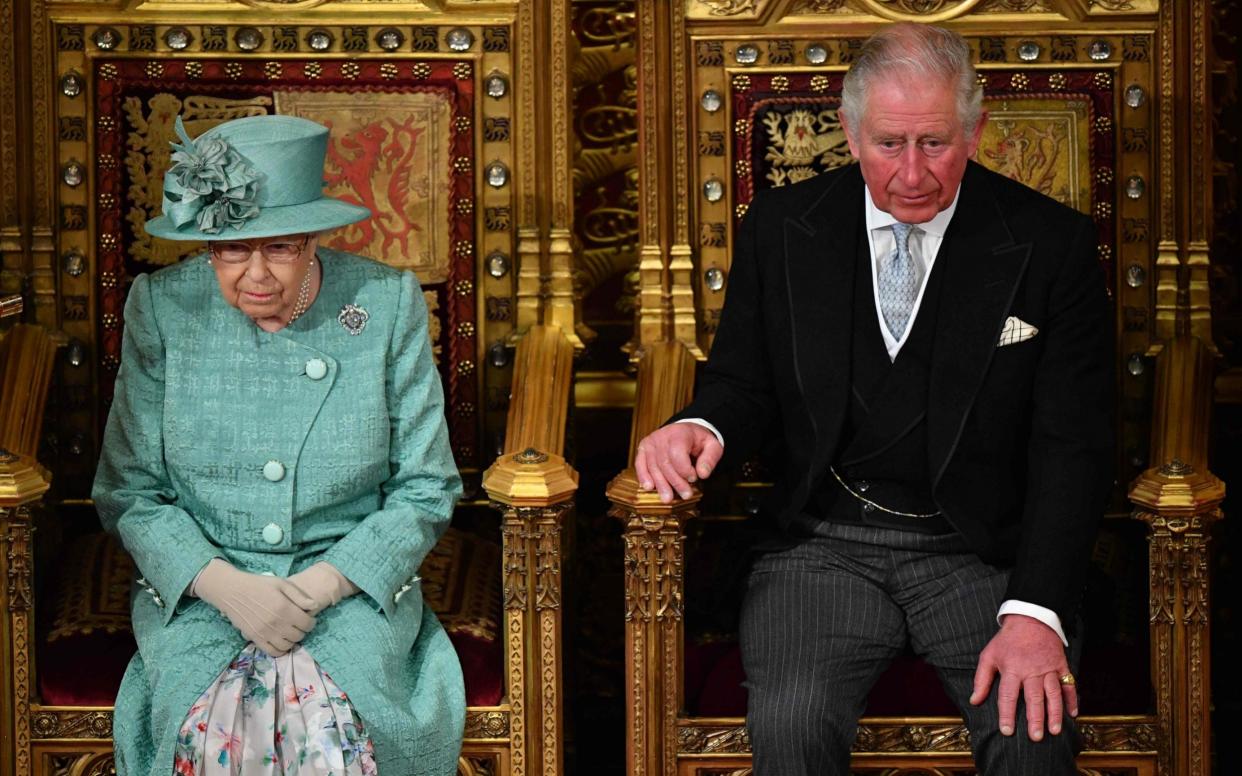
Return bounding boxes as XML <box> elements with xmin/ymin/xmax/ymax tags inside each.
<box><xmin>808</xmin><ymin>230</ymin><xmax>950</xmax><ymax>533</ymax></box>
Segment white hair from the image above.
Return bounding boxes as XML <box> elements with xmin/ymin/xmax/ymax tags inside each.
<box><xmin>839</xmin><ymin>23</ymin><xmax>983</xmax><ymax>134</ymax></box>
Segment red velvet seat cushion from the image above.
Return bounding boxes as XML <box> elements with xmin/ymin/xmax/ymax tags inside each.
<box><xmin>38</xmin><ymin>532</ymin><xmax>137</xmax><ymax>706</ymax></box>
<box><xmin>420</xmin><ymin>526</ymin><xmax>504</xmax><ymax>706</ymax></box>
<box><xmin>687</xmin><ymin>640</ymin><xmax>958</xmax><ymax>718</ymax></box>
<box><xmin>38</xmin><ymin>528</ymin><xmax>504</xmax><ymax>707</ymax></box>
<box><xmin>686</xmin><ymin>637</ymin><xmax>1150</xmax><ymax>718</ymax></box>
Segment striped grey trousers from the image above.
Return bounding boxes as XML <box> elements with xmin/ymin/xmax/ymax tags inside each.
<box><xmin>739</xmin><ymin>520</ymin><xmax>1081</xmax><ymax>775</ymax></box>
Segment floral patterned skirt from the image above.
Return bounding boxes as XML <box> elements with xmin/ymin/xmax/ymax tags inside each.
<box><xmin>172</xmin><ymin>644</ymin><xmax>379</xmax><ymax>776</ymax></box>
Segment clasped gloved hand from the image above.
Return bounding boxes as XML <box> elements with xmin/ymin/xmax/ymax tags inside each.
<box><xmin>191</xmin><ymin>558</ymin><xmax>318</xmax><ymax>656</ymax></box>
<box><xmin>287</xmin><ymin>561</ymin><xmax>360</xmax><ymax>616</ymax></box>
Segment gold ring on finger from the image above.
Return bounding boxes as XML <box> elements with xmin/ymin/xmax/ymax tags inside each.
<box><xmin>1059</xmin><ymin>673</ymin><xmax>1076</xmax><ymax>686</ymax></box>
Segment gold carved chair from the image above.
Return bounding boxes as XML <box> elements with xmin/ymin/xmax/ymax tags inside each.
<box><xmin>1</xmin><ymin>5</ymin><xmax>583</xmax><ymax>776</ymax></box>
<box><xmin>0</xmin><ymin>321</ymin><xmax>61</xmax><ymax>776</ymax></box>
<box><xmin>609</xmin><ymin>3</ymin><xmax>1222</xmax><ymax>776</ymax></box>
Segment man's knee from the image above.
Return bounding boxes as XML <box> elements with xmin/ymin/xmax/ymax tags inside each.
<box><xmin>969</xmin><ymin>710</ymin><xmax>1081</xmax><ymax>775</ymax></box>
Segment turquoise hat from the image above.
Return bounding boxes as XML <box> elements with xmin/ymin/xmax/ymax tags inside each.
<box><xmin>144</xmin><ymin>114</ymin><xmax>371</xmax><ymax>241</ymax></box>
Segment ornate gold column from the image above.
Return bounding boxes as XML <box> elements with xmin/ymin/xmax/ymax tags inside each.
<box><xmin>16</xmin><ymin>0</ymin><xmax>56</xmax><ymax>330</ymax></box>
<box><xmin>1130</xmin><ymin>335</ymin><xmax>1224</xmax><ymax>776</ymax></box>
<box><xmin>544</xmin><ymin>0</ymin><xmax>588</xmax><ymax>347</ymax></box>
<box><xmin>632</xmin><ymin>0</ymin><xmax>701</xmax><ymax>360</ymax></box>
<box><xmin>513</xmin><ymin>0</ymin><xmax>542</xmax><ymax>334</ymax></box>
<box><xmin>513</xmin><ymin>1</ymin><xmax>586</xmax><ymax>348</ymax></box>
<box><xmin>1153</xmin><ymin>0</ymin><xmax>1215</xmax><ymax>352</ymax></box>
<box><xmin>0</xmin><ymin>0</ymin><xmax>27</xmax><ymax>304</ymax></box>
<box><xmin>487</xmin><ymin>451</ymin><xmax>576</xmax><ymax>776</ymax></box>
<box><xmin>0</xmin><ymin>12</ymin><xmax>14</xmax><ymax>298</ymax></box>
<box><xmin>483</xmin><ymin>324</ymin><xmax>578</xmax><ymax>776</ymax></box>
<box><xmin>607</xmin><ymin>341</ymin><xmax>698</xmax><ymax>776</ymax></box>
<box><xmin>0</xmin><ymin>451</ymin><xmax>51</xmax><ymax>776</ymax></box>
<box><xmin>610</xmin><ymin>494</ymin><xmax>697</xmax><ymax>776</ymax></box>
<box><xmin>1132</xmin><ymin>3</ymin><xmax>1222</xmax><ymax>774</ymax></box>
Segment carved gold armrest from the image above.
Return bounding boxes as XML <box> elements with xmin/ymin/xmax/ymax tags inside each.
<box><xmin>483</xmin><ymin>323</ymin><xmax>580</xmax><ymax>507</ymax></box>
<box><xmin>0</xmin><ymin>450</ymin><xmax>51</xmax><ymax>509</ymax></box>
<box><xmin>607</xmin><ymin>468</ymin><xmax>702</xmax><ymax>776</ymax></box>
<box><xmin>480</xmin><ymin>325</ymin><xmax>579</xmax><ymax>776</ymax></box>
<box><xmin>0</xmin><ymin>323</ymin><xmax>66</xmax><ymax>458</ymax></box>
<box><xmin>1127</xmin><ymin>334</ymin><xmax>1223</xmax><ymax>776</ymax></box>
<box><xmin>606</xmin><ymin>341</ymin><xmax>700</xmax><ymax>776</ymax></box>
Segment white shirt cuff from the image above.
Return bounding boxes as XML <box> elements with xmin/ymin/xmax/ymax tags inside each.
<box><xmin>998</xmin><ymin>600</ymin><xmax>1068</xmax><ymax>647</ymax></box>
<box><xmin>674</xmin><ymin>418</ymin><xmax>724</xmax><ymax>448</ymax></box>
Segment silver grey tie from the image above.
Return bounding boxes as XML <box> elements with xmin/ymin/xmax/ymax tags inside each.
<box><xmin>879</xmin><ymin>222</ymin><xmax>919</xmax><ymax>340</ymax></box>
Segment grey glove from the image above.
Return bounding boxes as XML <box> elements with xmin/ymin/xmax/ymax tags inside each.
<box><xmin>287</xmin><ymin>562</ymin><xmax>361</xmax><ymax>616</ymax></box>
<box><xmin>191</xmin><ymin>558</ymin><xmax>317</xmax><ymax>656</ymax></box>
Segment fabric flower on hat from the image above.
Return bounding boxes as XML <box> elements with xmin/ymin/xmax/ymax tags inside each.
<box><xmin>163</xmin><ymin>116</ymin><xmax>262</xmax><ymax>234</ymax></box>
<box><xmin>197</xmin><ymin>196</ymin><xmax>261</xmax><ymax>233</ymax></box>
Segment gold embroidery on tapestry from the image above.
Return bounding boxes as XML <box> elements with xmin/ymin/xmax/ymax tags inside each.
<box><xmin>761</xmin><ymin>107</ymin><xmax>852</xmax><ymax>188</ymax></box>
<box><xmin>978</xmin><ymin>98</ymin><xmax>1091</xmax><ymax>212</ymax></box>
<box><xmin>273</xmin><ymin>91</ymin><xmax>454</xmax><ymax>283</ymax></box>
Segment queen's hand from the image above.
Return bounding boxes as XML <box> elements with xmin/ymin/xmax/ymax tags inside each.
<box><xmin>191</xmin><ymin>558</ymin><xmax>318</xmax><ymax>656</ymax></box>
<box><xmin>288</xmin><ymin>561</ymin><xmax>361</xmax><ymax>616</ymax></box>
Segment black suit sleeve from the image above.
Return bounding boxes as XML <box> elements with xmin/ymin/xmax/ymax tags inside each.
<box><xmin>669</xmin><ymin>195</ymin><xmax>777</xmax><ymax>468</ymax></box>
<box><xmin>1005</xmin><ymin>212</ymin><xmax>1115</xmax><ymax>627</ymax></box>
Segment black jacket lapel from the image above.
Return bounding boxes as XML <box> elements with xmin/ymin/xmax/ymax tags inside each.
<box><xmin>928</xmin><ymin>162</ymin><xmax>1033</xmax><ymax>487</ymax></box>
<box><xmin>782</xmin><ymin>165</ymin><xmax>864</xmax><ymax>472</ymax></box>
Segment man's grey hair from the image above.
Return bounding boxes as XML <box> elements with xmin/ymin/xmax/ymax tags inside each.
<box><xmin>839</xmin><ymin>23</ymin><xmax>983</xmax><ymax>134</ymax></box>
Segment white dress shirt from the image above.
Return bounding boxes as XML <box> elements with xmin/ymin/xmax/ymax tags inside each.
<box><xmin>678</xmin><ymin>184</ymin><xmax>1069</xmax><ymax>646</ymax></box>
<box><xmin>865</xmin><ymin>185</ymin><xmax>957</xmax><ymax>358</ymax></box>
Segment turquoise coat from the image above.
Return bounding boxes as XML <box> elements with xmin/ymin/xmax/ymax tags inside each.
<box><xmin>93</xmin><ymin>249</ymin><xmax>465</xmax><ymax>775</ymax></box>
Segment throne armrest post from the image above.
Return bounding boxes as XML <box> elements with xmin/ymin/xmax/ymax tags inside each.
<box><xmin>0</xmin><ymin>295</ymin><xmax>22</xmax><ymax>322</ymax></box>
<box><xmin>608</xmin><ymin>341</ymin><xmax>699</xmax><ymax>776</ymax></box>
<box><xmin>0</xmin><ymin>323</ymin><xmax>65</xmax><ymax>458</ymax></box>
<box><xmin>1</xmin><ymin>451</ymin><xmax>51</xmax><ymax>776</ymax></box>
<box><xmin>1128</xmin><ymin>334</ymin><xmax>1224</xmax><ymax>776</ymax></box>
<box><xmin>483</xmin><ymin>325</ymin><xmax>579</xmax><ymax>776</ymax></box>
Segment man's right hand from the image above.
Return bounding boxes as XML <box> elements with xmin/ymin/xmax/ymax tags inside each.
<box><xmin>192</xmin><ymin>558</ymin><xmax>318</xmax><ymax>656</ymax></box>
<box><xmin>634</xmin><ymin>422</ymin><xmax>724</xmax><ymax>503</ymax></box>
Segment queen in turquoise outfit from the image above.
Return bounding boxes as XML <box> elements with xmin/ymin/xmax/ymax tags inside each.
<box><xmin>92</xmin><ymin>115</ymin><xmax>465</xmax><ymax>776</ymax></box>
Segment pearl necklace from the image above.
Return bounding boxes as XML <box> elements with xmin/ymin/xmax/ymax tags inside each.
<box><xmin>288</xmin><ymin>258</ymin><xmax>316</xmax><ymax>324</ymax></box>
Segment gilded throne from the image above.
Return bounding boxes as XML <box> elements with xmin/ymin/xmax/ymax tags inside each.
<box><xmin>607</xmin><ymin>2</ymin><xmax>1222</xmax><ymax>776</ymax></box>
<box><xmin>0</xmin><ymin>4</ymin><xmax>585</xmax><ymax>776</ymax></box>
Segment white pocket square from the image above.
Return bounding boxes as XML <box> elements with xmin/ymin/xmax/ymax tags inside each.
<box><xmin>997</xmin><ymin>316</ymin><xmax>1039</xmax><ymax>347</ymax></box>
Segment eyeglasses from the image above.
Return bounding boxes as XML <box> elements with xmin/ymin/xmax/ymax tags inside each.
<box><xmin>208</xmin><ymin>236</ymin><xmax>310</xmax><ymax>265</ymax></box>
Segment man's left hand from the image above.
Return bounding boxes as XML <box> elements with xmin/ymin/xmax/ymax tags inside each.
<box><xmin>969</xmin><ymin>614</ymin><xmax>1078</xmax><ymax>742</ymax></box>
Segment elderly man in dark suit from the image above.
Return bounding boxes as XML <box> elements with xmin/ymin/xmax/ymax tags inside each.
<box><xmin>634</xmin><ymin>22</ymin><xmax>1113</xmax><ymax>776</ymax></box>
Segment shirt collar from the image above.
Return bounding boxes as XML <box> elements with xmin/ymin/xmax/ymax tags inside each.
<box><xmin>864</xmin><ymin>183</ymin><xmax>962</xmax><ymax>238</ymax></box>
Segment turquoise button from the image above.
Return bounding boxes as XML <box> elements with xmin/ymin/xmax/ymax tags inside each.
<box><xmin>261</xmin><ymin>523</ymin><xmax>284</xmax><ymax>545</ymax></box>
<box><xmin>305</xmin><ymin>358</ymin><xmax>328</xmax><ymax>381</ymax></box>
<box><xmin>262</xmin><ymin>460</ymin><xmax>285</xmax><ymax>482</ymax></box>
